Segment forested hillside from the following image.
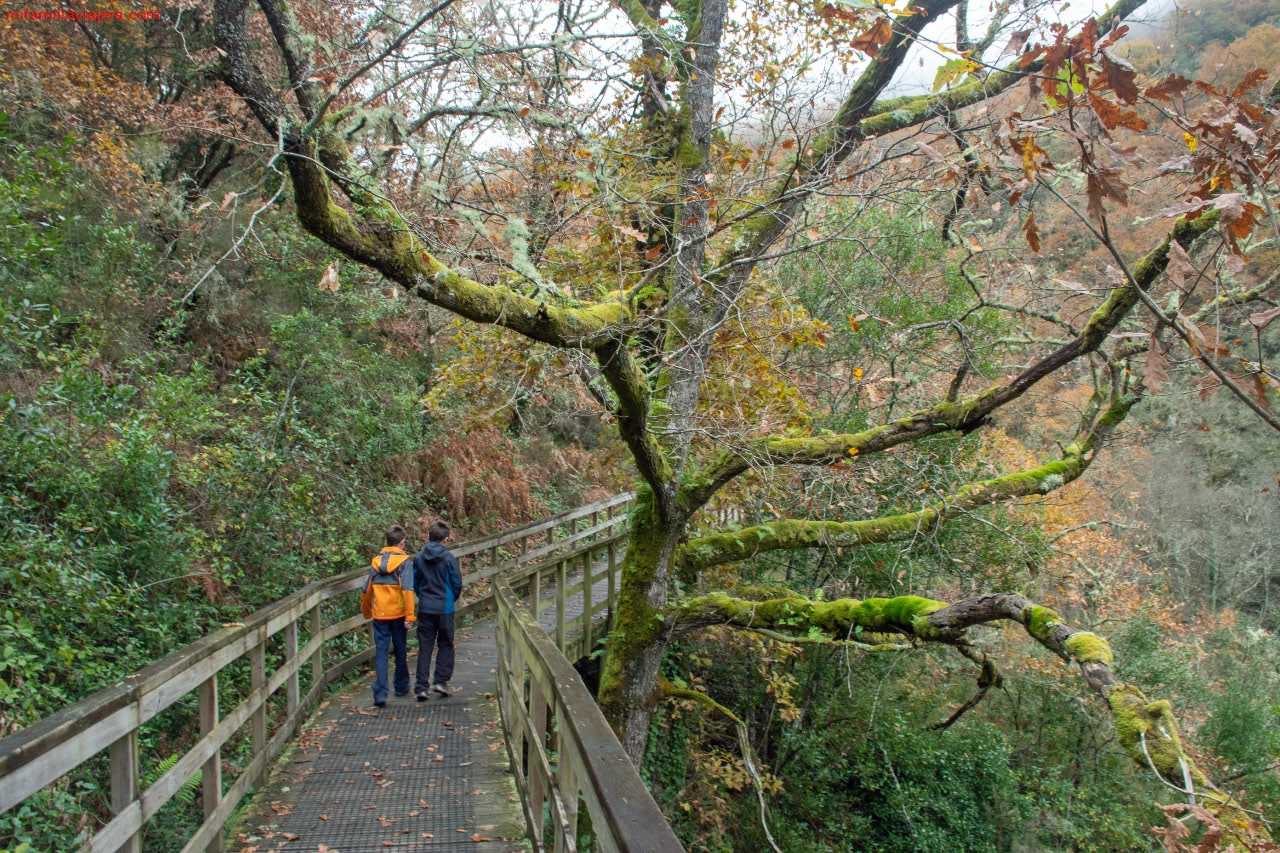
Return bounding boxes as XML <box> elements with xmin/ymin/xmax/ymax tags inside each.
<box><xmin>1</xmin><ymin>0</ymin><xmax>1279</xmax><ymax>850</ymax></box>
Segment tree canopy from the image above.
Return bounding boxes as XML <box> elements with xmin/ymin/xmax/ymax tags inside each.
<box><xmin>4</xmin><ymin>0</ymin><xmax>1280</xmax><ymax>847</ymax></box>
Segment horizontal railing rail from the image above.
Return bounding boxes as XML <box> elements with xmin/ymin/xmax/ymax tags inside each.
<box><xmin>0</xmin><ymin>493</ymin><xmax>635</xmax><ymax>853</ymax></box>
<box><xmin>494</xmin><ymin>539</ymin><xmax>685</xmax><ymax>852</ymax></box>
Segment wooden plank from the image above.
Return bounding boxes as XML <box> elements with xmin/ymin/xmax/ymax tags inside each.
<box><xmin>321</xmin><ymin>612</ymin><xmax>367</xmax><ymax>643</ymax></box>
<box><xmin>556</xmin><ymin>561</ymin><xmax>567</xmax><ymax>652</ymax></box>
<box><xmin>198</xmin><ymin>676</ymin><xmax>221</xmax><ymax>853</ymax></box>
<box><xmin>0</xmin><ymin>701</ymin><xmax>137</xmax><ymax>815</ymax></box>
<box><xmin>531</xmin><ymin>568</ymin><xmax>542</xmax><ymax>620</ymax></box>
<box><xmin>325</xmin><ymin>647</ymin><xmax>374</xmax><ymax>684</ymax></box>
<box><xmin>555</xmin><ymin>702</ymin><xmax>581</xmax><ymax>853</ymax></box>
<box><xmin>140</xmin><ymin>631</ymin><xmax>259</xmax><ymax>724</ymax></box>
<box><xmin>527</xmin><ymin>678</ymin><xmax>549</xmax><ymax>848</ymax></box>
<box><xmin>82</xmin><ymin>800</ymin><xmax>142</xmax><ymax>853</ymax></box>
<box><xmin>581</xmin><ymin>550</ymin><xmax>593</xmax><ymax>639</ymax></box>
<box><xmin>107</xmin><ymin>730</ymin><xmax>140</xmax><ymax>853</ymax></box>
<box><xmin>607</xmin><ymin>541</ymin><xmax>617</xmax><ymax>612</ymax></box>
<box><xmin>0</xmin><ymin>680</ymin><xmax>135</xmax><ymax>799</ymax></box>
<box><xmin>309</xmin><ymin>604</ymin><xmax>322</xmax><ymax>694</ymax></box>
<box><xmin>284</xmin><ymin>621</ymin><xmax>299</xmax><ymax>715</ymax></box>
<box><xmin>249</xmin><ymin>636</ymin><xmax>267</xmax><ymax>788</ymax></box>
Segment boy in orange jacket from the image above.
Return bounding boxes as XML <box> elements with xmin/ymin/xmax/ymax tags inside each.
<box><xmin>360</xmin><ymin>525</ymin><xmax>416</xmax><ymax>707</ymax></box>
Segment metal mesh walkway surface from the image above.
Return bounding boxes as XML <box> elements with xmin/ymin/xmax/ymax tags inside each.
<box><xmin>233</xmin><ymin>620</ymin><xmax>529</xmax><ymax>853</ymax></box>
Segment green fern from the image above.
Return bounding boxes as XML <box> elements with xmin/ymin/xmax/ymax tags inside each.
<box><xmin>144</xmin><ymin>754</ymin><xmax>203</xmax><ymax>807</ymax></box>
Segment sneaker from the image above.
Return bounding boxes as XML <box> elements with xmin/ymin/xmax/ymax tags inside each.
<box><xmin>431</xmin><ymin>683</ymin><xmax>455</xmax><ymax>698</ymax></box>
<box><xmin>374</xmin><ymin>699</ymin><xmax>386</xmax><ymax>707</ymax></box>
<box><xmin>395</xmin><ymin>690</ymin><xmax>410</xmax><ymax>697</ymax></box>
<box><xmin>415</xmin><ymin>689</ymin><xmax>429</xmax><ymax>701</ymax></box>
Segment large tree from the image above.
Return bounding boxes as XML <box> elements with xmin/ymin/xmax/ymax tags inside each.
<box><xmin>206</xmin><ymin>0</ymin><xmax>1278</xmax><ymax>838</ymax></box>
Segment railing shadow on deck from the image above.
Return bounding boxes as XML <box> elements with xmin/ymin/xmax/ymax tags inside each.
<box><xmin>0</xmin><ymin>492</ymin><xmax>676</xmax><ymax>853</ymax></box>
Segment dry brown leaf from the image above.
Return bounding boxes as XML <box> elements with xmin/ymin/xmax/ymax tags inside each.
<box><xmin>1145</xmin><ymin>337</ymin><xmax>1170</xmax><ymax>394</ymax></box>
<box><xmin>1249</xmin><ymin>305</ymin><xmax>1280</xmax><ymax>330</ymax></box>
<box><xmin>1022</xmin><ymin>210</ymin><xmax>1041</xmax><ymax>253</ymax></box>
<box><xmin>317</xmin><ymin>262</ymin><xmax>340</xmax><ymax>293</ymax></box>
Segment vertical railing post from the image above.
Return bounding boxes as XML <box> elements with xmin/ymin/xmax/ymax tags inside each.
<box><xmin>554</xmin><ymin>727</ymin><xmax>580</xmax><ymax>853</ymax></box>
<box><xmin>490</xmin><ymin>544</ymin><xmax>498</xmax><ymax>571</ymax></box>
<box><xmin>582</xmin><ymin>547</ymin><xmax>594</xmax><ymax>647</ymax></box>
<box><xmin>199</xmin><ymin>675</ymin><xmax>223</xmax><ymax>853</ymax></box>
<box><xmin>607</xmin><ymin>540</ymin><xmax>617</xmax><ymax>611</ymax></box>
<box><xmin>284</xmin><ymin>619</ymin><xmax>299</xmax><ymax>716</ymax></box>
<box><xmin>528</xmin><ymin>680</ymin><xmax>549</xmax><ymax>849</ymax></box>
<box><xmin>556</xmin><ymin>559</ymin><xmax>567</xmax><ymax>651</ymax></box>
<box><xmin>506</xmin><ymin>619</ymin><xmax>527</xmax><ymax>787</ymax></box>
<box><xmin>108</xmin><ymin>730</ymin><xmax>141</xmax><ymax>853</ymax></box>
<box><xmin>250</xmin><ymin>634</ymin><xmax>267</xmax><ymax>787</ymax></box>
<box><xmin>531</xmin><ymin>567</ymin><xmax>542</xmax><ymax>619</ymax></box>
<box><xmin>309</xmin><ymin>604</ymin><xmax>323</xmax><ymax>693</ymax></box>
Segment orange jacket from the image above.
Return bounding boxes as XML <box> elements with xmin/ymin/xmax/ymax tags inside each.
<box><xmin>360</xmin><ymin>547</ymin><xmax>416</xmax><ymax>621</ymax></box>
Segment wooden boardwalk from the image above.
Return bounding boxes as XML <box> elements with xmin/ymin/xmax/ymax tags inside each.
<box><xmin>0</xmin><ymin>495</ymin><xmax>688</xmax><ymax>853</ymax></box>
<box><xmin>234</xmin><ymin>619</ymin><xmax>527</xmax><ymax>853</ymax></box>
<box><xmin>232</xmin><ymin>569</ymin><xmax>614</xmax><ymax>853</ymax></box>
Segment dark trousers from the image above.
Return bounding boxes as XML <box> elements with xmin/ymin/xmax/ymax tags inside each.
<box><xmin>415</xmin><ymin>612</ymin><xmax>456</xmax><ymax>689</ymax></box>
<box><xmin>371</xmin><ymin>618</ymin><xmax>409</xmax><ymax>702</ymax></box>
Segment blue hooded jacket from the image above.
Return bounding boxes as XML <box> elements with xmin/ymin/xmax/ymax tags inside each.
<box><xmin>413</xmin><ymin>541</ymin><xmax>463</xmax><ymax>614</ymax></box>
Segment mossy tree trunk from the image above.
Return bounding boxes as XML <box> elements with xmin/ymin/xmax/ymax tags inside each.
<box><xmin>595</xmin><ymin>487</ymin><xmax>685</xmax><ymax>763</ymax></box>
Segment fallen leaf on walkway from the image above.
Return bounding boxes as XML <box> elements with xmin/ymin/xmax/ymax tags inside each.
<box><xmin>420</xmin><ymin>834</ymin><xmax>434</xmax><ymax>839</ymax></box>
<box><xmin>471</xmin><ymin>835</ymin><xmax>491</xmax><ymax>842</ymax></box>
<box><xmin>318</xmin><ymin>815</ymin><xmax>330</xmax><ymax>821</ymax></box>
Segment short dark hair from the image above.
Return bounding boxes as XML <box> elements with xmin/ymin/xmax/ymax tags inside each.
<box><xmin>385</xmin><ymin>525</ymin><xmax>406</xmax><ymax>546</ymax></box>
<box><xmin>428</xmin><ymin>521</ymin><xmax>451</xmax><ymax>542</ymax></box>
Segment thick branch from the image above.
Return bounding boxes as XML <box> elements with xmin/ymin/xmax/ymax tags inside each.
<box><xmin>595</xmin><ymin>339</ymin><xmax>675</xmax><ymax>511</ymax></box>
<box><xmin>213</xmin><ymin>5</ymin><xmax>634</xmax><ymax>350</ymax></box>
<box><xmin>673</xmin><ymin>590</ymin><xmax>1264</xmax><ymax>842</ymax></box>
<box><xmin>681</xmin><ymin>212</ymin><xmax>1218</xmax><ymax>511</ymax></box>
<box><xmin>677</xmin><ymin>391</ymin><xmax>1131</xmax><ymax>574</ymax></box>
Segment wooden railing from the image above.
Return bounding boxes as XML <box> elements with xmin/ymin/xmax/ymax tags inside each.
<box><xmin>494</xmin><ymin>534</ymin><xmax>685</xmax><ymax>852</ymax></box>
<box><xmin>0</xmin><ymin>493</ymin><xmax>636</xmax><ymax>853</ymax></box>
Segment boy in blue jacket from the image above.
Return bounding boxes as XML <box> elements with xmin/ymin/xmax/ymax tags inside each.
<box><xmin>413</xmin><ymin>520</ymin><xmax>463</xmax><ymax>699</ymax></box>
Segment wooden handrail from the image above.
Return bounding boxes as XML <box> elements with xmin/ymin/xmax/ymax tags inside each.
<box><xmin>494</xmin><ymin>546</ymin><xmax>685</xmax><ymax>852</ymax></box>
<box><xmin>0</xmin><ymin>492</ymin><xmax>637</xmax><ymax>853</ymax></box>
